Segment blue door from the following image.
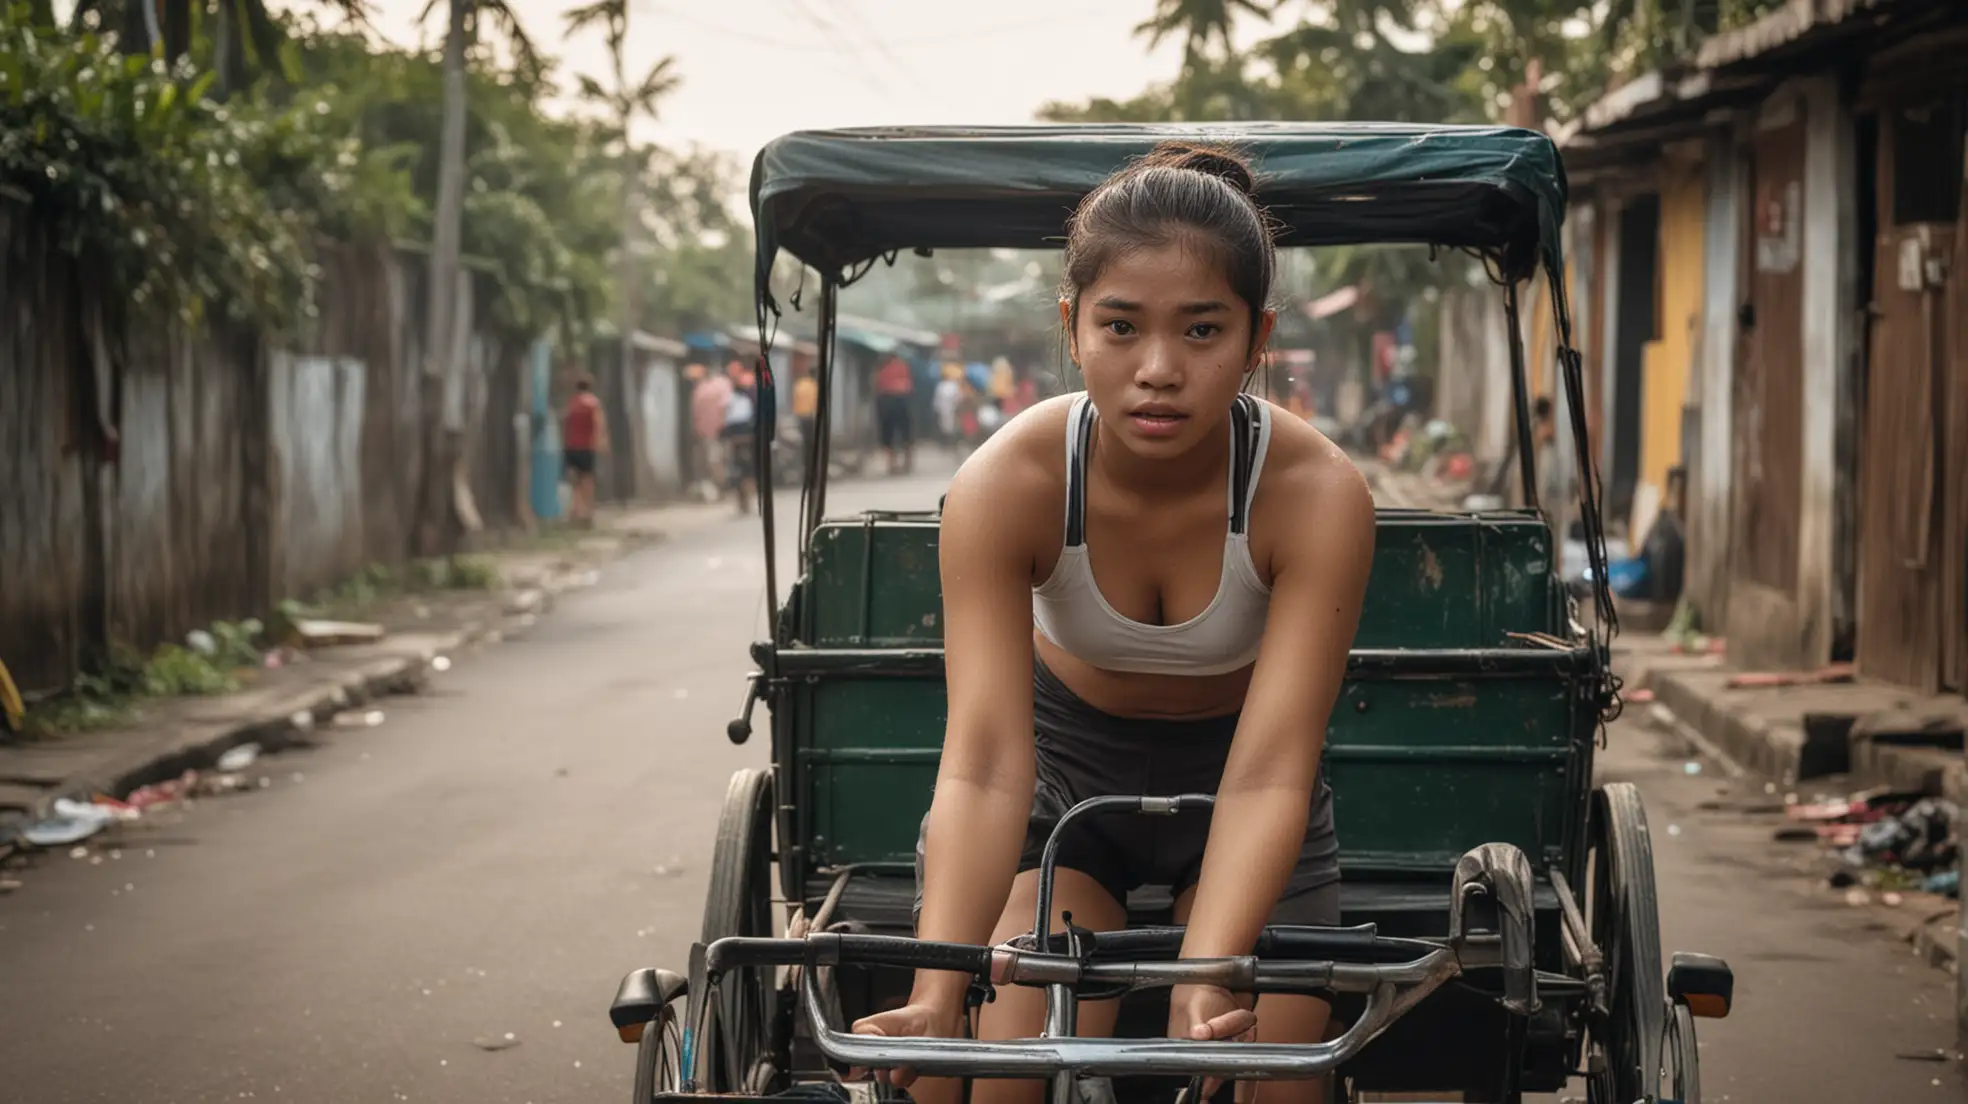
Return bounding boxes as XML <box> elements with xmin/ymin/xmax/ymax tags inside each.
<box><xmin>529</xmin><ymin>339</ymin><xmax>563</xmax><ymax>522</ymax></box>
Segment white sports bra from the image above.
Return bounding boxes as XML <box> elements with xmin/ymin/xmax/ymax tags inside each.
<box><xmin>1031</xmin><ymin>394</ymin><xmax>1274</xmax><ymax>677</ymax></box>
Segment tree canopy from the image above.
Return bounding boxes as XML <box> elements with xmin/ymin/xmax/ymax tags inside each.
<box><xmin>1</xmin><ymin>1</ymin><xmax>752</xmax><ymax>340</ymax></box>
<box><xmin>1039</xmin><ymin>0</ymin><xmax>1782</xmax><ymax>334</ymax></box>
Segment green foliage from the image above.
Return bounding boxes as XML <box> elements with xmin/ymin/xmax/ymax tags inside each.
<box><xmin>1133</xmin><ymin>0</ymin><xmax>1277</xmax><ymax>63</ymax></box>
<box><xmin>292</xmin><ymin>27</ymin><xmax>644</xmax><ymax>339</ymax></box>
<box><xmin>140</xmin><ymin>643</ymin><xmax>237</xmax><ymax>695</ymax></box>
<box><xmin>637</xmin><ymin>144</ymin><xmax>754</xmax><ymax>333</ymax></box>
<box><xmin>1046</xmin><ymin>0</ymin><xmax>1788</xmax><ymax>377</ymax></box>
<box><xmin>0</xmin><ymin>19</ymin><xmax>313</xmax><ymax>326</ymax></box>
<box><xmin>1064</xmin><ymin>0</ymin><xmax>1789</xmax><ymax>135</ymax></box>
<box><xmin>19</xmin><ymin>617</ymin><xmax>269</xmax><ymax>736</ymax></box>
<box><xmin>207</xmin><ymin>618</ymin><xmax>265</xmax><ymax>669</ymax></box>
<box><xmin>445</xmin><ymin>553</ymin><xmax>500</xmax><ymax>590</ymax></box>
<box><xmin>294</xmin><ymin>554</ymin><xmax>502</xmax><ymax>617</ymax></box>
<box><xmin>0</xmin><ymin>11</ymin><xmax>439</xmax><ymax>330</ymax></box>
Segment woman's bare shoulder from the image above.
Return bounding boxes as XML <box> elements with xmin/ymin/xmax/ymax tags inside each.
<box><xmin>1251</xmin><ymin>400</ymin><xmax>1375</xmax><ymax>549</ymax></box>
<box><xmin>941</xmin><ymin>394</ymin><xmax>1077</xmax><ymax>547</ymax></box>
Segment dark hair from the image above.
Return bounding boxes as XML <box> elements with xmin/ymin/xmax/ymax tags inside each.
<box><xmin>1533</xmin><ymin>396</ymin><xmax>1553</xmax><ymax>420</ymax></box>
<box><xmin>1063</xmin><ymin>142</ymin><xmax>1275</xmax><ymax>347</ymax></box>
<box><xmin>574</xmin><ymin>374</ymin><xmax>593</xmax><ymax>392</ymax></box>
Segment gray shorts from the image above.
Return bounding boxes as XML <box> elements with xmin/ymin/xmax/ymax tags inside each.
<box><xmin>915</xmin><ymin>662</ymin><xmax>1342</xmax><ymax>930</ymax></box>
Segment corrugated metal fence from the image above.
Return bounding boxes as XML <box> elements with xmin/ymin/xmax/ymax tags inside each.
<box><xmin>0</xmin><ymin>206</ymin><xmax>528</xmax><ymax>694</ymax></box>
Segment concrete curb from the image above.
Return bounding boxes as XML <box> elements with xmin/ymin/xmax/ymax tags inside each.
<box><xmin>0</xmin><ymin>496</ymin><xmax>734</xmax><ymax>862</ymax></box>
<box><xmin>1911</xmin><ymin>906</ymin><xmax>1962</xmax><ymax>974</ymax></box>
<box><xmin>1650</xmin><ymin>668</ymin><xmax>1806</xmax><ymax>783</ymax></box>
<box><xmin>1640</xmin><ymin>666</ymin><xmax>1968</xmax><ymax>803</ymax></box>
<box><xmin>0</xmin><ymin>608</ymin><xmax>504</xmax><ymax>856</ymax></box>
<box><xmin>0</xmin><ymin>566</ymin><xmax>599</xmax><ymax>858</ymax></box>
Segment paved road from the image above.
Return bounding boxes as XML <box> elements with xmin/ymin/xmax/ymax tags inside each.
<box><xmin>1</xmin><ymin>464</ymin><xmax>1960</xmax><ymax>1103</ymax></box>
<box><xmin>1569</xmin><ymin>714</ymin><xmax>1965</xmax><ymax>1103</ymax></box>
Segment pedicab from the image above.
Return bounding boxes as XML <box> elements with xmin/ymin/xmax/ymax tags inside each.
<box><xmin>607</xmin><ymin>123</ymin><xmax>1734</xmax><ymax>1104</ymax></box>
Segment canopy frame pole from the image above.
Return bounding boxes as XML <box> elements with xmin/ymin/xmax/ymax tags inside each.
<box><xmin>755</xmin><ymin>291</ymin><xmax>782</xmax><ymax>641</ymax></box>
<box><xmin>801</xmin><ymin>279</ymin><xmax>840</xmax><ymax>563</ymax></box>
<box><xmin>1504</xmin><ymin>280</ymin><xmax>1539</xmax><ymax>511</ymax></box>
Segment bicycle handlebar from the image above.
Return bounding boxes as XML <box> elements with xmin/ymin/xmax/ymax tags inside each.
<box><xmin>794</xmin><ymin>944</ymin><xmax>1461</xmax><ymax>1081</ymax></box>
<box><xmin>704</xmin><ymin>930</ymin><xmax>1447</xmax><ymax>994</ymax></box>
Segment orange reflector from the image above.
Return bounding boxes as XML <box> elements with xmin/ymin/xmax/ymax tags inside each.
<box><xmin>619</xmin><ymin>1022</ymin><xmax>647</xmax><ymax>1044</ymax></box>
<box><xmin>1684</xmin><ymin>993</ymin><xmax>1729</xmax><ymax>1019</ymax></box>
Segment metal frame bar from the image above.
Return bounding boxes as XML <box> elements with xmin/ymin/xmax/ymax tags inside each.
<box><xmin>1504</xmin><ymin>280</ymin><xmax>1539</xmax><ymax>511</ymax></box>
<box><xmin>797</xmin><ymin>949</ymin><xmax>1460</xmax><ymax>1083</ymax></box>
<box><xmin>1034</xmin><ymin>795</ymin><xmax>1213</xmax><ymax>952</ymax></box>
<box><xmin>799</xmin><ymin>280</ymin><xmax>839</xmax><ymax>565</ymax></box>
<box><xmin>766</xmin><ymin>645</ymin><xmax>1600</xmax><ymax>680</ymax></box>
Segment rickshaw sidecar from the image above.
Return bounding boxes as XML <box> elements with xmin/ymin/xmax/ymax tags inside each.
<box><xmin>613</xmin><ymin>123</ymin><xmax>1734</xmax><ymax>1104</ymax></box>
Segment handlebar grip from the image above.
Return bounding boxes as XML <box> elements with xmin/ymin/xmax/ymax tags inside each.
<box><xmin>816</xmin><ymin>933</ymin><xmax>994</xmax><ymax>975</ymax></box>
<box><xmin>703</xmin><ymin>935</ymin><xmax>994</xmax><ymax>977</ymax></box>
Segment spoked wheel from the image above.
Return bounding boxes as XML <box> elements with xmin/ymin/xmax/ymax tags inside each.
<box><xmin>699</xmin><ymin>768</ymin><xmax>780</xmax><ymax>1094</ymax></box>
<box><xmin>1662</xmin><ymin>1001</ymin><xmax>1700</xmax><ymax>1104</ymax></box>
<box><xmin>1584</xmin><ymin>782</ymin><xmax>1666</xmax><ymax>1104</ymax></box>
<box><xmin>631</xmin><ymin>999</ymin><xmax>683</xmax><ymax>1104</ymax></box>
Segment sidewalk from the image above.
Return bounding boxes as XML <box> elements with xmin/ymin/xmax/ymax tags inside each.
<box><xmin>0</xmin><ymin>499</ymin><xmax>724</xmax><ymax>860</ymax></box>
<box><xmin>1618</xmin><ymin>634</ymin><xmax>1968</xmax><ymax>802</ymax></box>
<box><xmin>1614</xmin><ymin>630</ymin><xmax>1967</xmax><ymax>1017</ymax></box>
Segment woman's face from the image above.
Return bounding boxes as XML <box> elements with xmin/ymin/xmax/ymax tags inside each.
<box><xmin>1062</xmin><ymin>241</ymin><xmax>1276</xmax><ymax>460</ymax></box>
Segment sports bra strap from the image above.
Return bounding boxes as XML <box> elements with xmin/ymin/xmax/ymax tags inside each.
<box><xmin>1061</xmin><ymin>393</ymin><xmax>1267</xmax><ymax>549</ymax></box>
<box><xmin>1063</xmin><ymin>396</ymin><xmax>1098</xmax><ymax>547</ymax></box>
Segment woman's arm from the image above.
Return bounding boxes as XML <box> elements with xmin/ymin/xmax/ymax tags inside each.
<box><xmin>907</xmin><ymin>454</ymin><xmax>1044</xmax><ymax>1010</ymax></box>
<box><xmin>1179</xmin><ymin>458</ymin><xmax>1376</xmax><ymax>963</ymax></box>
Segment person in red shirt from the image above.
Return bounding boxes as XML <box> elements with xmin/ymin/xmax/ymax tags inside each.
<box><xmin>873</xmin><ymin>353</ymin><xmax>916</xmax><ymax>475</ymax></box>
<box><xmin>561</xmin><ymin>374</ymin><xmax>609</xmax><ymax>527</ymax></box>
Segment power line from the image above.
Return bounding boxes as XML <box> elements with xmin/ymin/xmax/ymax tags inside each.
<box><xmin>645</xmin><ymin>4</ymin><xmax>826</xmax><ymax>52</ymax></box>
<box><xmin>816</xmin><ymin>0</ymin><xmax>916</xmax><ymax>85</ymax></box>
<box><xmin>779</xmin><ymin>0</ymin><xmax>900</xmax><ymax>98</ymax></box>
<box><xmin>642</xmin><ymin>5</ymin><xmax>1113</xmax><ymax>53</ymax></box>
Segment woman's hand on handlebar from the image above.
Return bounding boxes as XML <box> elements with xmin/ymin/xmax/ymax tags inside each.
<box><xmin>848</xmin><ymin>998</ymin><xmax>968</xmax><ymax>1089</ymax></box>
<box><xmin>1169</xmin><ymin>983</ymin><xmax>1256</xmax><ymax>1102</ymax></box>
<box><xmin>1169</xmin><ymin>982</ymin><xmax>1257</xmax><ymax>1042</ymax></box>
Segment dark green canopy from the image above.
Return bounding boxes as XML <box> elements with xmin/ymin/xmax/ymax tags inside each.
<box><xmin>749</xmin><ymin>123</ymin><xmax>1570</xmax><ymax>301</ymax></box>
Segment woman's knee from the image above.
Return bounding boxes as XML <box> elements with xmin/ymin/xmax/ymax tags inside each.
<box><xmin>1248</xmin><ymin>995</ymin><xmax>1332</xmax><ymax>1104</ymax></box>
<box><xmin>968</xmin><ymin>869</ymin><xmax>1127</xmax><ymax>1104</ymax></box>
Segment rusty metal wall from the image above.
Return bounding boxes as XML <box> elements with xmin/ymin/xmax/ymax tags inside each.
<box><xmin>270</xmin><ymin>352</ymin><xmax>370</xmax><ymax>602</ymax></box>
<box><xmin>0</xmin><ymin>206</ymin><xmax>90</xmax><ymax>693</ymax></box>
<box><xmin>467</xmin><ymin>334</ymin><xmax>528</xmax><ymax>532</ymax></box>
<box><xmin>1948</xmin><ymin>199</ymin><xmax>1968</xmax><ymax>694</ymax></box>
<box><xmin>1690</xmin><ymin>131</ymin><xmax>1744</xmax><ymax>630</ymax></box>
<box><xmin>107</xmin><ymin>327</ymin><xmax>265</xmax><ymax>664</ymax></box>
<box><xmin>1856</xmin><ymin>101</ymin><xmax>1966</xmax><ymax>693</ymax></box>
<box><xmin>1735</xmin><ymin>106</ymin><xmax>1809</xmax><ymax>595</ymax></box>
<box><xmin>0</xmin><ymin>220</ymin><xmax>526</xmax><ymax>693</ymax></box>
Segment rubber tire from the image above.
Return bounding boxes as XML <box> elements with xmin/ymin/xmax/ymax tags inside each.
<box><xmin>1586</xmin><ymin>782</ymin><xmax>1667</xmax><ymax>1104</ymax></box>
<box><xmin>631</xmin><ymin>1004</ymin><xmax>681</xmax><ymax>1104</ymax></box>
<box><xmin>1665</xmin><ymin>1001</ymin><xmax>1700</xmax><ymax>1104</ymax></box>
<box><xmin>700</xmin><ymin>768</ymin><xmax>777</xmax><ymax>1094</ymax></box>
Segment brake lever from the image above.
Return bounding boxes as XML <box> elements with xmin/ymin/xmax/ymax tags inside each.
<box><xmin>727</xmin><ymin>672</ymin><xmax>762</xmax><ymax>744</ymax></box>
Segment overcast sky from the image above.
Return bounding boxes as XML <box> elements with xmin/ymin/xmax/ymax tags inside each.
<box><xmin>360</xmin><ymin>0</ymin><xmax>1221</xmax><ymax>162</ymax></box>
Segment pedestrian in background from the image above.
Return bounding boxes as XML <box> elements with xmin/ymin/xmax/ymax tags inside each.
<box><xmin>689</xmin><ymin>362</ymin><xmax>733</xmax><ymax>503</ymax></box>
<box><xmin>792</xmin><ymin>364</ymin><xmax>821</xmax><ymax>475</ymax></box>
<box><xmin>721</xmin><ymin>361</ymin><xmax>759</xmax><ymax>514</ymax></box>
<box><xmin>560</xmin><ymin>374</ymin><xmax>608</xmax><ymax>528</ymax></box>
<box><xmin>933</xmin><ymin>363</ymin><xmax>964</xmax><ymax>452</ymax></box>
<box><xmin>873</xmin><ymin>352</ymin><xmax>916</xmax><ymax>475</ymax></box>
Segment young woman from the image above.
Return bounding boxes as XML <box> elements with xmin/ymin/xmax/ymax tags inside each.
<box><xmin>850</xmin><ymin>144</ymin><xmax>1377</xmax><ymax>1104</ymax></box>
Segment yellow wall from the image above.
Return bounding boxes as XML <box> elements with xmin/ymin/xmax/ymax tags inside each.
<box><xmin>1638</xmin><ymin>161</ymin><xmax>1706</xmax><ymax>523</ymax></box>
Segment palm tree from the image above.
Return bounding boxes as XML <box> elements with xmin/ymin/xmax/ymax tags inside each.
<box><xmin>1133</xmin><ymin>0</ymin><xmax>1275</xmax><ymax>65</ymax></box>
<box><xmin>565</xmin><ymin>0</ymin><xmax>682</xmax><ymax>434</ymax></box>
<box><xmin>59</xmin><ymin>0</ymin><xmax>365</xmax><ymax>94</ymax></box>
<box><xmin>418</xmin><ymin>0</ymin><xmax>535</xmax><ymax>551</ymax></box>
